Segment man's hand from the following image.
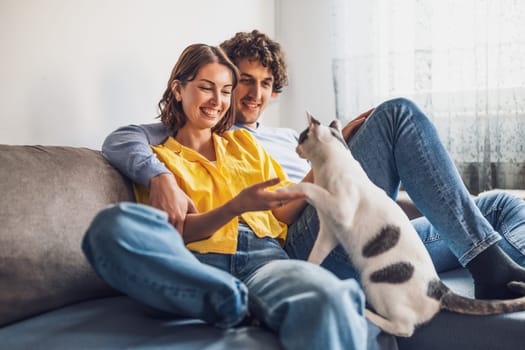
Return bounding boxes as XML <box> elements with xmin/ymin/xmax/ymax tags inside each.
<box><xmin>341</xmin><ymin>108</ymin><xmax>375</xmax><ymax>141</ymax></box>
<box><xmin>149</xmin><ymin>173</ymin><xmax>197</xmax><ymax>234</ymax></box>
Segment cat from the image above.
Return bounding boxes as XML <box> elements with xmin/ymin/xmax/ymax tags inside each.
<box><xmin>278</xmin><ymin>112</ymin><xmax>525</xmax><ymax>337</ymax></box>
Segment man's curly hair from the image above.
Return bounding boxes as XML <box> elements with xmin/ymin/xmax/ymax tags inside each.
<box><xmin>220</xmin><ymin>30</ymin><xmax>288</xmax><ymax>93</ymax></box>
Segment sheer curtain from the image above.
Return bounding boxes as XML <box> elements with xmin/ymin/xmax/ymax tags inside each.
<box><xmin>331</xmin><ymin>0</ymin><xmax>525</xmax><ymax>193</ymax></box>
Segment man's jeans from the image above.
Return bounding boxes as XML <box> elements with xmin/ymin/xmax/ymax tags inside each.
<box><xmin>82</xmin><ymin>203</ymin><xmax>372</xmax><ymax>350</ymax></box>
<box><xmin>286</xmin><ymin>98</ymin><xmax>525</xmax><ymax>280</ymax></box>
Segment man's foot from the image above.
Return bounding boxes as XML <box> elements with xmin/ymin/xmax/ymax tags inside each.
<box><xmin>466</xmin><ymin>243</ymin><xmax>525</xmax><ymax>299</ymax></box>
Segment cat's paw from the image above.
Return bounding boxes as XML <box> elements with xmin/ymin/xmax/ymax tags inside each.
<box><xmin>276</xmin><ymin>184</ymin><xmax>305</xmax><ymax>194</ymax></box>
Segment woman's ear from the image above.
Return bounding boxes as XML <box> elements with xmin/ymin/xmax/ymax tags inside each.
<box><xmin>171</xmin><ymin>80</ymin><xmax>182</xmax><ymax>102</ymax></box>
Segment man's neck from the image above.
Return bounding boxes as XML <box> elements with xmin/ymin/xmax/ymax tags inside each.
<box><xmin>236</xmin><ymin>122</ymin><xmax>260</xmax><ymax>130</ymax></box>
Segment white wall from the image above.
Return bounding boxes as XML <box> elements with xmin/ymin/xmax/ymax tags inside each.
<box><xmin>274</xmin><ymin>0</ymin><xmax>335</xmax><ymax>130</ymax></box>
<box><xmin>0</xmin><ymin>0</ymin><xmax>276</xmax><ymax>149</ymax></box>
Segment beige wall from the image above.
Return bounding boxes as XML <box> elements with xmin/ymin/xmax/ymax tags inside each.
<box><xmin>275</xmin><ymin>0</ymin><xmax>335</xmax><ymax>130</ymax></box>
<box><xmin>0</xmin><ymin>0</ymin><xmax>276</xmax><ymax>149</ymax></box>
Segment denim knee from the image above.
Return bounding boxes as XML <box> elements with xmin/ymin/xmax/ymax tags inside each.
<box><xmin>83</xmin><ymin>202</ymin><xmax>174</xmax><ymax>250</ymax></box>
<box><xmin>267</xmin><ymin>262</ymin><xmax>367</xmax><ymax>350</ymax></box>
<box><xmin>82</xmin><ymin>203</ymin><xmax>248</xmax><ymax>328</ymax></box>
<box><xmin>375</xmin><ymin>97</ymin><xmax>416</xmax><ymax>112</ymax></box>
<box><xmin>374</xmin><ymin>97</ymin><xmax>428</xmax><ymax>125</ymax></box>
<box><xmin>268</xmin><ymin>262</ymin><xmax>365</xmax><ymax>323</ymax></box>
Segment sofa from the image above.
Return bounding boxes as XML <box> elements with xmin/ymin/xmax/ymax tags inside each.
<box><xmin>1</xmin><ymin>144</ymin><xmax>524</xmax><ymax>350</ymax></box>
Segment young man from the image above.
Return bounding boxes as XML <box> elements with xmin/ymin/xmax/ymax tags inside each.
<box><xmin>103</xmin><ymin>30</ymin><xmax>525</xmax><ymax>300</ymax></box>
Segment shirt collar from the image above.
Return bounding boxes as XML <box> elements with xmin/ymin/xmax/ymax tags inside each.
<box><xmin>163</xmin><ymin>133</ymin><xmax>229</xmax><ymax>164</ymax></box>
<box><xmin>233</xmin><ymin>122</ymin><xmax>261</xmax><ymax>133</ymax></box>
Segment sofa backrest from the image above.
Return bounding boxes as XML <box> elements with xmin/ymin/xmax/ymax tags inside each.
<box><xmin>0</xmin><ymin>145</ymin><xmax>134</xmax><ymax>326</ymax></box>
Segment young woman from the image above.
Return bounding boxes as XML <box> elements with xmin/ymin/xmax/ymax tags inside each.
<box><xmin>82</xmin><ymin>43</ymin><xmax>370</xmax><ymax>350</ymax></box>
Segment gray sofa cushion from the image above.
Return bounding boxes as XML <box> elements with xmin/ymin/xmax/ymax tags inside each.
<box><xmin>0</xmin><ymin>145</ymin><xmax>133</xmax><ymax>326</ymax></box>
<box><xmin>2</xmin><ymin>144</ymin><xmax>525</xmax><ymax>350</ymax></box>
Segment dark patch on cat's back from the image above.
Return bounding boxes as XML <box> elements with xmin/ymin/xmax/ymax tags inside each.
<box><xmin>369</xmin><ymin>262</ymin><xmax>414</xmax><ymax>284</ymax></box>
<box><xmin>362</xmin><ymin>225</ymin><xmax>401</xmax><ymax>258</ymax></box>
<box><xmin>427</xmin><ymin>279</ymin><xmax>448</xmax><ymax>301</ymax></box>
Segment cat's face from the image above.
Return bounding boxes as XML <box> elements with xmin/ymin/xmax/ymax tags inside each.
<box><xmin>296</xmin><ymin>112</ymin><xmax>348</xmax><ymax>159</ymax></box>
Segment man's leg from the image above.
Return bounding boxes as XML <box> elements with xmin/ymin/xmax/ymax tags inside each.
<box><xmin>288</xmin><ymin>98</ymin><xmax>525</xmax><ymax>298</ymax></box>
<box><xmin>349</xmin><ymin>98</ymin><xmax>525</xmax><ymax>298</ymax></box>
<box><xmin>82</xmin><ymin>202</ymin><xmax>247</xmax><ymax>327</ymax></box>
<box><xmin>413</xmin><ymin>191</ymin><xmax>525</xmax><ymax>269</ymax></box>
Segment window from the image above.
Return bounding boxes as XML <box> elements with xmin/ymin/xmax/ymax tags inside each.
<box><xmin>332</xmin><ymin>0</ymin><xmax>525</xmax><ymax>193</ymax></box>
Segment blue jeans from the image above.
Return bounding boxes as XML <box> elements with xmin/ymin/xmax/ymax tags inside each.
<box><xmin>285</xmin><ymin>98</ymin><xmax>525</xmax><ymax>279</ymax></box>
<box><xmin>82</xmin><ymin>203</ymin><xmax>372</xmax><ymax>350</ymax></box>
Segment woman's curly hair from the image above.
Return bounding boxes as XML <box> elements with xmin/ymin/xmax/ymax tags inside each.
<box><xmin>220</xmin><ymin>30</ymin><xmax>288</xmax><ymax>93</ymax></box>
<box><xmin>157</xmin><ymin>44</ymin><xmax>239</xmax><ymax>134</ymax></box>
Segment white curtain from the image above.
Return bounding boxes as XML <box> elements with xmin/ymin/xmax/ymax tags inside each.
<box><xmin>331</xmin><ymin>0</ymin><xmax>525</xmax><ymax>193</ymax></box>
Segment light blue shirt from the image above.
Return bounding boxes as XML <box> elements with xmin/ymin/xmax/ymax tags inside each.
<box><xmin>102</xmin><ymin>122</ymin><xmax>310</xmax><ymax>185</ymax></box>
<box><xmin>231</xmin><ymin>123</ymin><xmax>310</xmax><ymax>182</ymax></box>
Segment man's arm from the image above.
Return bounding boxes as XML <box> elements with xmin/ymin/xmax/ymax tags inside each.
<box><xmin>102</xmin><ymin>122</ymin><xmax>196</xmax><ymax>232</ymax></box>
<box><xmin>102</xmin><ymin>122</ymin><xmax>172</xmax><ymax>186</ymax></box>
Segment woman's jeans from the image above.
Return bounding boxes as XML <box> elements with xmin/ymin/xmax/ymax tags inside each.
<box><xmin>285</xmin><ymin>98</ymin><xmax>525</xmax><ymax>280</ymax></box>
<box><xmin>82</xmin><ymin>203</ymin><xmax>372</xmax><ymax>350</ymax></box>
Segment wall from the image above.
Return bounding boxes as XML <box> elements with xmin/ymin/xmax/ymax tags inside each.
<box><xmin>0</xmin><ymin>0</ymin><xmax>276</xmax><ymax>149</ymax></box>
<box><xmin>274</xmin><ymin>0</ymin><xmax>335</xmax><ymax>130</ymax></box>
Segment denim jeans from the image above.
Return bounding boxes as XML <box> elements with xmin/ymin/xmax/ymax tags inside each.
<box><xmin>82</xmin><ymin>202</ymin><xmax>373</xmax><ymax>350</ymax></box>
<box><xmin>285</xmin><ymin>98</ymin><xmax>525</xmax><ymax>279</ymax></box>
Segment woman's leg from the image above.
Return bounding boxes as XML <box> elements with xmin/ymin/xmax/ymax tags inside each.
<box><xmin>239</xmin><ymin>228</ymin><xmax>370</xmax><ymax>350</ymax></box>
<box><xmin>245</xmin><ymin>260</ymin><xmax>369</xmax><ymax>350</ymax></box>
<box><xmin>197</xmin><ymin>225</ymin><xmax>374</xmax><ymax>350</ymax></box>
<box><xmin>82</xmin><ymin>202</ymin><xmax>247</xmax><ymax>328</ymax></box>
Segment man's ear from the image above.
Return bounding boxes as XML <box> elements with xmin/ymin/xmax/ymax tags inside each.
<box><xmin>171</xmin><ymin>80</ymin><xmax>182</xmax><ymax>102</ymax></box>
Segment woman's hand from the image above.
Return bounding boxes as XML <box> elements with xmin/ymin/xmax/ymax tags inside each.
<box><xmin>182</xmin><ymin>178</ymin><xmax>305</xmax><ymax>244</ymax></box>
<box><xmin>227</xmin><ymin>178</ymin><xmax>306</xmax><ymax>216</ymax></box>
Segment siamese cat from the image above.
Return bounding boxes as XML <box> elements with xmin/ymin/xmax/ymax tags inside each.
<box><xmin>278</xmin><ymin>112</ymin><xmax>525</xmax><ymax>337</ymax></box>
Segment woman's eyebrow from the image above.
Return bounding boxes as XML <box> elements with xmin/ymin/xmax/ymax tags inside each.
<box><xmin>198</xmin><ymin>78</ymin><xmax>233</xmax><ymax>87</ymax></box>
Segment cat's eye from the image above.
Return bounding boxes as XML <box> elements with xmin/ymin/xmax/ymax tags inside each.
<box><xmin>298</xmin><ymin>129</ymin><xmax>309</xmax><ymax>144</ymax></box>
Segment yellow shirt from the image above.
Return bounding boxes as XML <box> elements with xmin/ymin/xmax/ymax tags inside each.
<box><xmin>134</xmin><ymin>129</ymin><xmax>294</xmax><ymax>254</ymax></box>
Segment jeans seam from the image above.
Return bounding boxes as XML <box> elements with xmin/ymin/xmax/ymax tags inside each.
<box><xmin>405</xmin><ymin>103</ymin><xmax>494</xmax><ymax>265</ymax></box>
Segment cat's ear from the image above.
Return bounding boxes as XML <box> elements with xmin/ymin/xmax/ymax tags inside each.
<box><xmin>329</xmin><ymin>119</ymin><xmax>341</xmax><ymax>131</ymax></box>
<box><xmin>306</xmin><ymin>111</ymin><xmax>321</xmax><ymax>126</ymax></box>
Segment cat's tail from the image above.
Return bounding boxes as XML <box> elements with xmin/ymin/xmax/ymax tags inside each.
<box><xmin>439</xmin><ymin>280</ymin><xmax>525</xmax><ymax>315</ymax></box>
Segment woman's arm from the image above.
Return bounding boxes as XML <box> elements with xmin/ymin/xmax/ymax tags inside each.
<box><xmin>182</xmin><ymin>178</ymin><xmax>306</xmax><ymax>243</ymax></box>
<box><xmin>271</xmin><ymin>168</ymin><xmax>315</xmax><ymax>225</ymax></box>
